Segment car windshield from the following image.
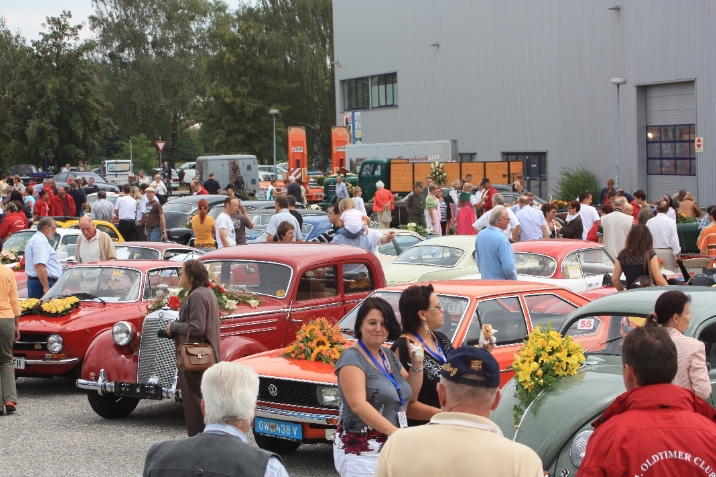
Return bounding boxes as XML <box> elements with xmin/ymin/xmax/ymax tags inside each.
<box><xmin>204</xmin><ymin>260</ymin><xmax>292</xmax><ymax>298</ymax></box>
<box><xmin>76</xmin><ymin>173</ymin><xmax>106</xmax><ymax>183</ymax></box>
<box><xmin>163</xmin><ymin>203</ymin><xmax>196</xmax><ymax>214</ymax></box>
<box><xmin>12</xmin><ymin>165</ymin><xmax>36</xmax><ymax>175</ymax></box>
<box><xmin>164</xmin><ymin>211</ymin><xmax>193</xmax><ymax>229</ymax></box>
<box><xmin>338</xmin><ymin>291</ymin><xmax>469</xmax><ymax>341</ymax></box>
<box><xmin>116</xmin><ymin>246</ymin><xmax>161</xmax><ymax>260</ymax></box>
<box><xmin>394</xmin><ymin>244</ymin><xmax>465</xmax><ymax>267</ymax></box>
<box><xmin>564</xmin><ymin>315</ymin><xmax>648</xmax><ymax>356</ymax></box>
<box><xmin>3</xmin><ymin>231</ymin><xmax>59</xmax><ymax>256</ymax></box>
<box><xmin>515</xmin><ymin>253</ymin><xmax>557</xmax><ymax>277</ymax></box>
<box><xmin>46</xmin><ymin>267</ymin><xmax>143</xmax><ymax>302</ymax></box>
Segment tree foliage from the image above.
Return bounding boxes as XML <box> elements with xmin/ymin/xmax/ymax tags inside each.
<box><xmin>0</xmin><ymin>18</ymin><xmax>26</xmax><ymax>169</ymax></box>
<box><xmin>553</xmin><ymin>165</ymin><xmax>600</xmax><ymax>202</ymax></box>
<box><xmin>1</xmin><ymin>13</ymin><xmax>115</xmax><ymax>169</ymax></box>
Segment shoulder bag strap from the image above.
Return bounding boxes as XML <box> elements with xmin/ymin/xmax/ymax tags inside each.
<box><xmin>644</xmin><ymin>251</ymin><xmax>652</xmax><ymax>279</ymax></box>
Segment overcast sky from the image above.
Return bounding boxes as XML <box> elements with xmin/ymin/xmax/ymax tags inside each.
<box><xmin>3</xmin><ymin>0</ymin><xmax>243</xmax><ymax>41</ymax></box>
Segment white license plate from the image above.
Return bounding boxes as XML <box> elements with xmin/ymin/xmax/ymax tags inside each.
<box><xmin>12</xmin><ymin>357</ymin><xmax>25</xmax><ymax>369</ymax></box>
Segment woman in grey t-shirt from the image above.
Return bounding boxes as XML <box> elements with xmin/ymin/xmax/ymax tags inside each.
<box><xmin>333</xmin><ymin>297</ymin><xmax>424</xmax><ymax>477</ymax></box>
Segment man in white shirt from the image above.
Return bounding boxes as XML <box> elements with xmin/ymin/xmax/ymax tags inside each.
<box><xmin>114</xmin><ymin>183</ymin><xmax>137</xmax><ymax>241</ymax></box>
<box><xmin>215</xmin><ymin>196</ymin><xmax>239</xmax><ymax>248</ymax></box>
<box><xmin>578</xmin><ymin>191</ymin><xmax>600</xmax><ymax>240</ymax></box>
<box><xmin>515</xmin><ymin>196</ymin><xmax>549</xmax><ymax>241</ymax></box>
<box><xmin>646</xmin><ymin>200</ymin><xmax>681</xmax><ymax>271</ymax></box>
<box><xmin>598</xmin><ymin>197</ymin><xmax>634</xmax><ymax>258</ymax></box>
<box><xmin>61</xmin><ymin>164</ymin><xmax>70</xmax><ymax>173</ymax></box>
<box><xmin>472</xmin><ymin>193</ymin><xmax>520</xmax><ymax>242</ymax></box>
<box><xmin>265</xmin><ymin>195</ymin><xmax>302</xmax><ymax>242</ymax></box>
<box><xmin>135</xmin><ymin>184</ymin><xmax>149</xmax><ymax>240</ymax></box>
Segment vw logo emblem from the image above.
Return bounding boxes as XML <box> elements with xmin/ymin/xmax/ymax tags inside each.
<box><xmin>268</xmin><ymin>384</ymin><xmax>278</xmax><ymax>397</ymax></box>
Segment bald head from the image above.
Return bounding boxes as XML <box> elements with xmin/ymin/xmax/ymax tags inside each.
<box><xmin>79</xmin><ymin>216</ymin><xmax>96</xmax><ymax>241</ymax></box>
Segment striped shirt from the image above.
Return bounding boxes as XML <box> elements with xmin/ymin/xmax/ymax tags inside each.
<box><xmin>697</xmin><ymin>223</ymin><xmax>716</xmax><ymax>257</ymax></box>
<box><xmin>665</xmin><ymin>326</ymin><xmax>711</xmax><ymax>400</ymax></box>
<box><xmin>311</xmin><ymin>226</ymin><xmax>338</xmax><ymax>243</ymax></box>
<box><xmin>438</xmin><ymin>200</ymin><xmax>448</xmax><ymax>222</ymax></box>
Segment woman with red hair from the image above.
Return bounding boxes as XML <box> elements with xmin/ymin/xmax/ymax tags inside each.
<box><xmin>190</xmin><ymin>199</ymin><xmax>216</xmax><ymax>251</ymax></box>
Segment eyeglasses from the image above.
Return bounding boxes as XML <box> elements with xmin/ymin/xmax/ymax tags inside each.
<box><xmin>425</xmin><ymin>305</ymin><xmax>444</xmax><ymax>312</ymax></box>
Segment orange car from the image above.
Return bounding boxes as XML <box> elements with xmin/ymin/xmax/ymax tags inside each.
<box><xmin>239</xmin><ymin>280</ymin><xmax>607</xmax><ymax>454</ymax></box>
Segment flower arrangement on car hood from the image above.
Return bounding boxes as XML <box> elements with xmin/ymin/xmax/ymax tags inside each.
<box><xmin>147</xmin><ymin>281</ymin><xmax>262</xmax><ymax>313</ymax></box>
<box><xmin>0</xmin><ymin>250</ymin><xmax>18</xmax><ymax>265</ymax></box>
<box><xmin>400</xmin><ymin>222</ymin><xmax>432</xmax><ymax>238</ymax></box>
<box><xmin>510</xmin><ymin>323</ymin><xmax>585</xmax><ymax>426</ymax></box>
<box><xmin>282</xmin><ymin>318</ymin><xmax>347</xmax><ymax>365</ymax></box>
<box><xmin>19</xmin><ymin>296</ymin><xmax>81</xmax><ymax>317</ymax></box>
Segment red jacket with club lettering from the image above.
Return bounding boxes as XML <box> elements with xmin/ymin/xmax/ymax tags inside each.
<box><xmin>579</xmin><ymin>383</ymin><xmax>716</xmax><ymax>476</ymax></box>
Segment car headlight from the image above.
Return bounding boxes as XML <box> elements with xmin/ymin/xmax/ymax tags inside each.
<box><xmin>47</xmin><ymin>334</ymin><xmax>64</xmax><ymax>353</ymax></box>
<box><xmin>569</xmin><ymin>429</ymin><xmax>593</xmax><ymax>468</ymax></box>
<box><xmin>112</xmin><ymin>321</ymin><xmax>136</xmax><ymax>346</ymax></box>
<box><xmin>316</xmin><ymin>386</ymin><xmax>340</xmax><ymax>408</ymax></box>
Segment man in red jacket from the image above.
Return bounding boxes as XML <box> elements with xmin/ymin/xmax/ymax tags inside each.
<box><xmin>50</xmin><ymin>186</ymin><xmax>76</xmax><ymax>217</ymax></box>
<box><xmin>579</xmin><ymin>325</ymin><xmax>716</xmax><ymax>476</ymax></box>
<box><xmin>480</xmin><ymin>178</ymin><xmax>497</xmax><ymax>213</ymax></box>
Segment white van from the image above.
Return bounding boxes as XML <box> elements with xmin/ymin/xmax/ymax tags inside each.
<box><xmin>195</xmin><ymin>155</ymin><xmax>260</xmax><ymax>196</ymax></box>
<box><xmin>102</xmin><ymin>159</ymin><xmax>134</xmax><ymax>186</ymax></box>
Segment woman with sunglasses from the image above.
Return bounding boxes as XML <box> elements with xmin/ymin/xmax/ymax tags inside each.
<box><xmin>391</xmin><ymin>284</ymin><xmax>454</xmax><ymax>426</ymax></box>
<box><xmin>191</xmin><ymin>199</ymin><xmax>216</xmax><ymax>251</ymax></box>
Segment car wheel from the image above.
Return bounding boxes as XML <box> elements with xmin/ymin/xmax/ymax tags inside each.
<box><xmin>253</xmin><ymin>431</ymin><xmax>302</xmax><ymax>455</ymax></box>
<box><xmin>87</xmin><ymin>391</ymin><xmax>140</xmax><ymax>419</ymax></box>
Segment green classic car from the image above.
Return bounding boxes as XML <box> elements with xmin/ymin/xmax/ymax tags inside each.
<box><xmin>490</xmin><ymin>286</ymin><xmax>716</xmax><ymax>477</ymax></box>
<box><xmin>381</xmin><ymin>235</ymin><xmax>478</xmax><ymax>286</ymax></box>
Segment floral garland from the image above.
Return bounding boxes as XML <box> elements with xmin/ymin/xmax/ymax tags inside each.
<box><xmin>430</xmin><ymin>162</ymin><xmax>448</xmax><ymax>186</ymax></box>
<box><xmin>400</xmin><ymin>222</ymin><xmax>433</xmax><ymax>238</ymax></box>
<box><xmin>13</xmin><ymin>256</ymin><xmax>25</xmax><ymax>272</ymax></box>
<box><xmin>19</xmin><ymin>296</ymin><xmax>81</xmax><ymax>317</ymax></box>
<box><xmin>0</xmin><ymin>250</ymin><xmax>18</xmax><ymax>265</ymax></box>
<box><xmin>147</xmin><ymin>281</ymin><xmax>262</xmax><ymax>314</ymax></box>
<box><xmin>282</xmin><ymin>318</ymin><xmax>347</xmax><ymax>365</ymax></box>
<box><xmin>510</xmin><ymin>323</ymin><xmax>584</xmax><ymax>426</ymax></box>
<box><xmin>551</xmin><ymin>199</ymin><xmax>569</xmax><ymax>210</ymax></box>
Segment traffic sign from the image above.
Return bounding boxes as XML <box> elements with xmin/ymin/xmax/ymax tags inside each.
<box><xmin>154</xmin><ymin>141</ymin><xmax>167</xmax><ymax>152</ymax></box>
<box><xmin>695</xmin><ymin>137</ymin><xmax>703</xmax><ymax>153</ymax></box>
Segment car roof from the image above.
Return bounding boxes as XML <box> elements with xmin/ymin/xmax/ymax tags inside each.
<box><xmin>165</xmin><ymin>194</ymin><xmax>226</xmax><ymax>205</ymax></box>
<box><xmin>73</xmin><ymin>260</ymin><xmax>179</xmax><ymax>271</ymax></box>
<box><xmin>116</xmin><ymin>242</ymin><xmax>198</xmax><ymax>251</ymax></box>
<box><xmin>200</xmin><ymin>243</ymin><xmax>378</xmax><ymax>263</ymax></box>
<box><xmin>382</xmin><ymin>279</ymin><xmax>569</xmax><ymax>296</ymax></box>
<box><xmin>415</xmin><ymin>235</ymin><xmax>477</xmax><ymax>248</ymax></box>
<box><xmin>563</xmin><ymin>286</ymin><xmax>716</xmax><ymax>331</ymax></box>
<box><xmin>512</xmin><ymin>239</ymin><xmax>608</xmax><ymax>260</ymax></box>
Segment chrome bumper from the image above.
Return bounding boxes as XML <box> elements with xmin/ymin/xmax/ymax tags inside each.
<box><xmin>255</xmin><ymin>404</ymin><xmax>338</xmax><ymax>425</ymax></box>
<box><xmin>23</xmin><ymin>358</ymin><xmax>80</xmax><ymax>365</ymax></box>
<box><xmin>76</xmin><ymin>369</ymin><xmax>182</xmax><ymax>401</ymax></box>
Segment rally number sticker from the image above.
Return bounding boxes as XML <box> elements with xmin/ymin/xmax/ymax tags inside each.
<box><xmin>577</xmin><ymin>318</ymin><xmax>595</xmax><ymax>330</ymax></box>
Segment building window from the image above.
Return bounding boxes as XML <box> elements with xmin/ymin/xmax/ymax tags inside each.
<box><xmin>344</xmin><ymin>77</ymin><xmax>370</xmax><ymax>111</ymax></box>
<box><xmin>458</xmin><ymin>153</ymin><xmax>476</xmax><ymax>162</ymax></box>
<box><xmin>371</xmin><ymin>73</ymin><xmax>398</xmax><ymax>108</ymax></box>
<box><xmin>646</xmin><ymin>125</ymin><xmax>695</xmax><ymax>176</ymax></box>
<box><xmin>343</xmin><ymin>73</ymin><xmax>398</xmax><ymax>111</ymax></box>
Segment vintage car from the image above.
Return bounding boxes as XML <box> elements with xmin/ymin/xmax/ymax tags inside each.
<box><xmin>375</xmin><ymin>229</ymin><xmax>425</xmax><ymax>263</ymax></box>
<box><xmin>76</xmin><ymin>243</ymin><xmax>386</xmax><ymax>419</ymax></box>
<box><xmin>12</xmin><ymin>261</ymin><xmax>186</xmax><ymax>382</ymax></box>
<box><xmin>249</xmin><ymin>215</ymin><xmax>334</xmax><ymax>243</ymax></box>
<box><xmin>114</xmin><ymin>242</ymin><xmax>203</xmax><ymax>262</ymax></box>
<box><xmin>60</xmin><ymin>219</ymin><xmax>124</xmax><ymax>242</ymax></box>
<box><xmin>236</xmin><ymin>280</ymin><xmax>601</xmax><ymax>454</ymax></box>
<box><xmin>381</xmin><ymin>235</ymin><xmax>478</xmax><ymax>285</ymax></box>
<box><xmin>490</xmin><ymin>286</ymin><xmax>716</xmax><ymax>477</ymax></box>
<box><xmin>457</xmin><ymin>240</ymin><xmax>618</xmax><ymax>292</ymax></box>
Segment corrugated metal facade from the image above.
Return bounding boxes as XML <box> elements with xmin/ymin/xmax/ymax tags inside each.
<box><xmin>333</xmin><ymin>0</ymin><xmax>716</xmax><ymax>204</ymax></box>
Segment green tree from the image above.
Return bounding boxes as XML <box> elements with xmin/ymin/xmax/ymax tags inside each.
<box><xmin>3</xmin><ymin>13</ymin><xmax>115</xmax><ymax>169</ymax></box>
<box><xmin>204</xmin><ymin>0</ymin><xmax>334</xmax><ymax>169</ymax></box>
<box><xmin>113</xmin><ymin>134</ymin><xmax>159</xmax><ymax>174</ymax></box>
<box><xmin>0</xmin><ymin>18</ymin><xmax>27</xmax><ymax>169</ymax></box>
<box><xmin>553</xmin><ymin>165</ymin><xmax>599</xmax><ymax>202</ymax></box>
<box><xmin>91</xmin><ymin>0</ymin><xmax>227</xmax><ymax>172</ymax></box>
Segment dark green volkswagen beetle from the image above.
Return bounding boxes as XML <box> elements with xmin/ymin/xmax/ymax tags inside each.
<box><xmin>491</xmin><ymin>286</ymin><xmax>716</xmax><ymax>477</ymax></box>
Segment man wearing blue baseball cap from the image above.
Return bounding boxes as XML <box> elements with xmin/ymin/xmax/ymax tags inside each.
<box><xmin>374</xmin><ymin>346</ymin><xmax>543</xmax><ymax>477</ymax></box>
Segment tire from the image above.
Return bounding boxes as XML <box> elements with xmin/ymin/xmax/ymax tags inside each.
<box><xmin>253</xmin><ymin>431</ymin><xmax>302</xmax><ymax>455</ymax></box>
<box><xmin>87</xmin><ymin>392</ymin><xmax>140</xmax><ymax>419</ymax></box>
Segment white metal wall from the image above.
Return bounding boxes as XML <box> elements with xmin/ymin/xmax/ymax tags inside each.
<box><xmin>644</xmin><ymin>82</ymin><xmax>698</xmax><ymax>202</ymax></box>
<box><xmin>333</xmin><ymin>0</ymin><xmax>716</xmax><ymax>205</ymax></box>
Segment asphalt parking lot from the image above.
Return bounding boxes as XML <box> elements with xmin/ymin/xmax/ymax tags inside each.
<box><xmin>1</xmin><ymin>377</ymin><xmax>338</xmax><ymax>477</ymax></box>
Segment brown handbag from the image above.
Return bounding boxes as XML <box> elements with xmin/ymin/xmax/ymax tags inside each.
<box><xmin>176</xmin><ymin>328</ymin><xmax>216</xmax><ymax>372</ymax></box>
<box><xmin>630</xmin><ymin>251</ymin><xmax>654</xmax><ymax>289</ymax></box>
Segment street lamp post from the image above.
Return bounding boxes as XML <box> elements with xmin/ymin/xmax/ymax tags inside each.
<box><xmin>270</xmin><ymin>109</ymin><xmax>280</xmax><ymax>176</ymax></box>
<box><xmin>610</xmin><ymin>78</ymin><xmax>626</xmax><ymax>189</ymax></box>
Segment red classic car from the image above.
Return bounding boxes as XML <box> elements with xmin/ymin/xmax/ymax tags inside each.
<box><xmin>236</xmin><ymin>280</ymin><xmax>596</xmax><ymax>454</ymax></box>
<box><xmin>76</xmin><ymin>243</ymin><xmax>386</xmax><ymax>419</ymax></box>
<box><xmin>13</xmin><ymin>261</ymin><xmax>184</xmax><ymax>381</ymax></box>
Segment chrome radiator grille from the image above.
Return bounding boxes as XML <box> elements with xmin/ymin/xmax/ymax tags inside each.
<box><xmin>137</xmin><ymin>313</ymin><xmax>178</xmax><ymax>388</ymax></box>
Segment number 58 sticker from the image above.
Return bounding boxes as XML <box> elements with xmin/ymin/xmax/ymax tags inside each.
<box><xmin>577</xmin><ymin>318</ymin><xmax>595</xmax><ymax>330</ymax></box>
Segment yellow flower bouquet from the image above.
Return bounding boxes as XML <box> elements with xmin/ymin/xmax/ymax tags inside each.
<box><xmin>282</xmin><ymin>318</ymin><xmax>347</xmax><ymax>365</ymax></box>
<box><xmin>510</xmin><ymin>323</ymin><xmax>584</xmax><ymax>426</ymax></box>
<box><xmin>38</xmin><ymin>296</ymin><xmax>81</xmax><ymax>317</ymax></box>
<box><xmin>19</xmin><ymin>298</ymin><xmax>41</xmax><ymax>315</ymax></box>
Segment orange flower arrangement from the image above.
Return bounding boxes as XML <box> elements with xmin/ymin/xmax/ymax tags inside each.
<box><xmin>283</xmin><ymin>318</ymin><xmax>347</xmax><ymax>365</ymax></box>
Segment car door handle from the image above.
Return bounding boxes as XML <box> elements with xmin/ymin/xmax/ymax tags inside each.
<box><xmin>291</xmin><ymin>319</ymin><xmax>302</xmax><ymax>324</ymax></box>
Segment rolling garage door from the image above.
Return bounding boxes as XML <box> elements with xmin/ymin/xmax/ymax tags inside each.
<box><xmin>645</xmin><ymin>82</ymin><xmax>698</xmax><ymax>202</ymax></box>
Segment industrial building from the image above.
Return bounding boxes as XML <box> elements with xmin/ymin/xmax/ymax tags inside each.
<box><xmin>333</xmin><ymin>0</ymin><xmax>715</xmax><ymax>204</ymax></box>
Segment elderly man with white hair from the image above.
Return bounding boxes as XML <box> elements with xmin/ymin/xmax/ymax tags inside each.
<box><xmin>75</xmin><ymin>216</ymin><xmax>117</xmax><ymax>264</ymax></box>
<box><xmin>143</xmin><ymin>362</ymin><xmax>289</xmax><ymax>477</ymax></box>
<box><xmin>474</xmin><ymin>206</ymin><xmax>517</xmax><ymax>280</ymax></box>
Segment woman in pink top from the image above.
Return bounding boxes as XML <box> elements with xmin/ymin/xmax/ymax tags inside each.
<box><xmin>373</xmin><ymin>181</ymin><xmax>394</xmax><ymax>229</ymax></box>
<box><xmin>645</xmin><ymin>290</ymin><xmax>711</xmax><ymax>400</ymax></box>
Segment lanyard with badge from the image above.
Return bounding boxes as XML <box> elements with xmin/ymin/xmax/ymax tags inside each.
<box><xmin>358</xmin><ymin>340</ymin><xmax>408</xmax><ymax>428</ymax></box>
<box><xmin>411</xmin><ymin>333</ymin><xmax>446</xmax><ymax>364</ymax></box>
